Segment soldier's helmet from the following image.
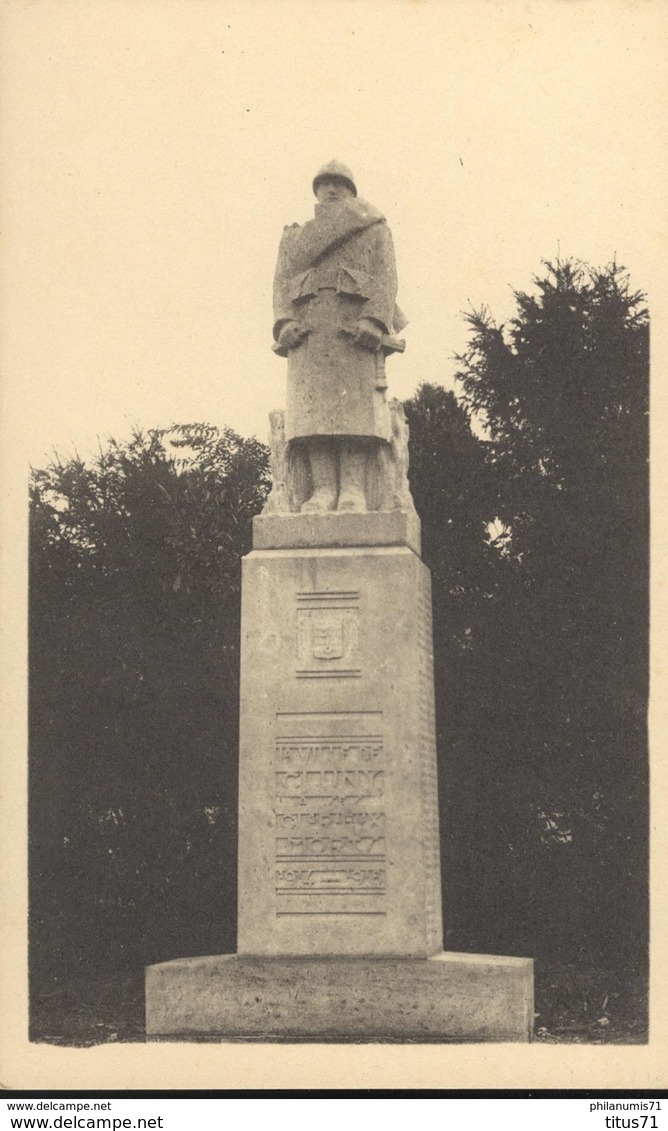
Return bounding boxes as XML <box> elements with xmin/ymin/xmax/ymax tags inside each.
<box><xmin>312</xmin><ymin>160</ymin><xmax>357</xmax><ymax>197</ymax></box>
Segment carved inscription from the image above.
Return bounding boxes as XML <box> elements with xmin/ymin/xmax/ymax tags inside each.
<box><xmin>276</xmin><ymin>867</ymin><xmax>384</xmax><ymax>892</ymax></box>
<box><xmin>275</xmin><ymin>810</ymin><xmax>385</xmax><ymax>830</ymax></box>
<box><xmin>274</xmin><ymin>715</ymin><xmax>386</xmax><ymax>914</ymax></box>
<box><xmin>275</xmin><ymin>768</ymin><xmax>384</xmax><ymax>801</ymax></box>
<box><xmin>416</xmin><ymin>569</ymin><xmax>443</xmax><ymax>948</ymax></box>
<box><xmin>276</xmin><ymin>736</ymin><xmax>382</xmax><ymax>765</ymax></box>
<box><xmin>276</xmin><ymin>835</ymin><xmax>385</xmax><ymax>857</ymax></box>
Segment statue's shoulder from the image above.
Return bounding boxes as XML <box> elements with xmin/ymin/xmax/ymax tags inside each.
<box><xmin>352</xmin><ymin>198</ymin><xmax>386</xmax><ymax>226</ymax></box>
<box><xmin>276</xmin><ymin>223</ymin><xmax>302</xmax><ymax>269</ymax></box>
<box><xmin>279</xmin><ymin>221</ymin><xmax>301</xmax><ymax>247</ymax></box>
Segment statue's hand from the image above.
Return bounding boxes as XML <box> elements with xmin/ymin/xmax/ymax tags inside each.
<box><xmin>354</xmin><ymin>318</ymin><xmax>384</xmax><ymax>352</ymax></box>
<box><xmin>277</xmin><ymin>321</ymin><xmax>308</xmax><ymax>351</ymax></box>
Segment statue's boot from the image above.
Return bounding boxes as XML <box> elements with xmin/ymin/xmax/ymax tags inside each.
<box><xmin>337</xmin><ymin>445</ymin><xmax>367</xmax><ymax>513</ymax></box>
<box><xmin>301</xmin><ymin>487</ymin><xmax>337</xmax><ymax>513</ymax></box>
<box><xmin>301</xmin><ymin>443</ymin><xmax>337</xmax><ymax>513</ymax></box>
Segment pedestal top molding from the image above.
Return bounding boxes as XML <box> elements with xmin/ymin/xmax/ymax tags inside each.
<box><xmin>253</xmin><ymin>508</ymin><xmax>421</xmax><ymax>556</ymax></box>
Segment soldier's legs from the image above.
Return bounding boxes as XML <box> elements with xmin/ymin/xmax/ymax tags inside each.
<box><xmin>301</xmin><ymin>439</ymin><xmax>338</xmax><ymax>513</ymax></box>
<box><xmin>337</xmin><ymin>439</ymin><xmax>369</xmax><ymax>513</ymax></box>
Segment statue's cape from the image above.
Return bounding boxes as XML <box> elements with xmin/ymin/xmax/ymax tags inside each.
<box><xmin>273</xmin><ymin>196</ymin><xmax>408</xmax><ymax>349</ymax></box>
<box><xmin>288</xmin><ymin>198</ymin><xmax>385</xmax><ymax>272</ymax></box>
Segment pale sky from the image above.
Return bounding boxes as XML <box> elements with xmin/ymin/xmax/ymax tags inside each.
<box><xmin>2</xmin><ymin>0</ymin><xmax>666</xmax><ymax>465</ymax></box>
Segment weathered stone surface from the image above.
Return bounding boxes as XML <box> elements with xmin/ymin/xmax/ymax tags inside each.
<box><xmin>146</xmin><ymin>953</ymin><xmax>534</xmax><ymax>1041</ymax></box>
<box><xmin>271</xmin><ymin>164</ymin><xmax>407</xmax><ymax>514</ymax></box>
<box><xmin>272</xmin><ymin>183</ymin><xmax>405</xmax><ymax>442</ymax></box>
<box><xmin>261</xmin><ymin>400</ymin><xmax>418</xmax><ymax>519</ymax></box>
<box><xmin>237</xmin><ymin>545</ymin><xmax>441</xmax><ymax>958</ymax></box>
<box><xmin>253</xmin><ymin>509</ymin><xmax>421</xmax><ymax>555</ymax></box>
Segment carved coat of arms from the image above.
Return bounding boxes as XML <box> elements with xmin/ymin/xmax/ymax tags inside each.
<box><xmin>311</xmin><ymin>615</ymin><xmax>345</xmax><ymax>659</ymax></box>
<box><xmin>296</xmin><ymin>605</ymin><xmax>359</xmax><ymax>674</ymax></box>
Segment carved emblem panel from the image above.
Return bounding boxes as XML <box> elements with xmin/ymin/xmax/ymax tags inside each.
<box><xmin>296</xmin><ymin>590</ymin><xmax>360</xmax><ymax>678</ymax></box>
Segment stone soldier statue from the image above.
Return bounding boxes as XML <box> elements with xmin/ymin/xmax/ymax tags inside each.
<box><xmin>272</xmin><ymin>161</ymin><xmax>407</xmax><ymax>513</ymax></box>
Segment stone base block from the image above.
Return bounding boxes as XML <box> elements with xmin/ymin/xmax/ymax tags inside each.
<box><xmin>253</xmin><ymin>509</ymin><xmax>421</xmax><ymax>556</ymax></box>
<box><xmin>145</xmin><ymin>952</ymin><xmax>534</xmax><ymax>1042</ymax></box>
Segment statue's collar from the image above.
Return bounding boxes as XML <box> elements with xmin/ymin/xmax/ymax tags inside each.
<box><xmin>291</xmin><ymin>198</ymin><xmax>384</xmax><ymax>270</ymax></box>
<box><xmin>313</xmin><ymin>197</ymin><xmax>384</xmax><ymax>226</ymax></box>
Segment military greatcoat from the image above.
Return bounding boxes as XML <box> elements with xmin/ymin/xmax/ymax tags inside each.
<box><xmin>273</xmin><ymin>197</ymin><xmax>406</xmax><ymax>444</ymax></box>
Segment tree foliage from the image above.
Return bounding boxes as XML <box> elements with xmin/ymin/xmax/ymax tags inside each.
<box><xmin>30</xmin><ymin>425</ymin><xmax>269</xmax><ymax>974</ymax></box>
<box><xmin>444</xmin><ymin>261</ymin><xmax>649</xmax><ymax>964</ymax></box>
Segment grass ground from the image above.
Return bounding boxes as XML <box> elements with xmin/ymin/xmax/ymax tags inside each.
<box><xmin>29</xmin><ymin>962</ymin><xmax>648</xmax><ymax>1047</ymax></box>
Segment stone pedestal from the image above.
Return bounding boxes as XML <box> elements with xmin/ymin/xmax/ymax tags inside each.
<box><xmin>146</xmin><ymin>953</ymin><xmax>534</xmax><ymax>1041</ymax></box>
<box><xmin>238</xmin><ymin>537</ymin><xmax>441</xmax><ymax>957</ymax></box>
<box><xmin>145</xmin><ymin>510</ymin><xmax>534</xmax><ymax>1041</ymax></box>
